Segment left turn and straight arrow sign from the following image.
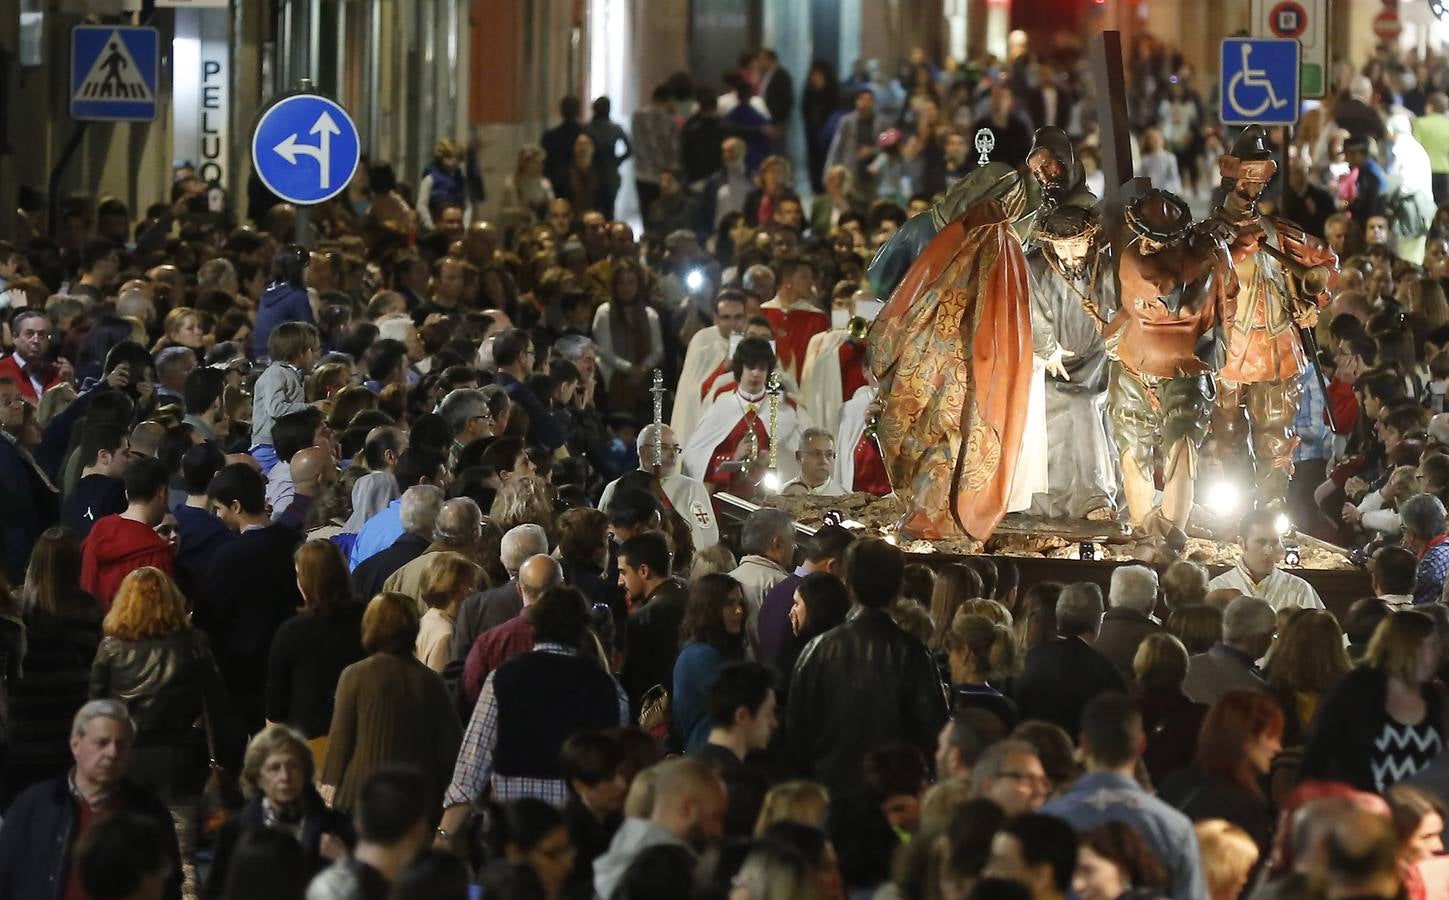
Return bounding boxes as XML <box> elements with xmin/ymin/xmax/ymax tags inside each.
<box><xmin>251</xmin><ymin>93</ymin><xmax>361</xmax><ymax>205</ymax></box>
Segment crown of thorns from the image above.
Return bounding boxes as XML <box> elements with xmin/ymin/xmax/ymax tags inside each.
<box><xmin>1037</xmin><ymin>205</ymin><xmax>1100</xmax><ymax>242</ymax></box>
<box><xmin>1124</xmin><ymin>189</ymin><xmax>1194</xmax><ymax>244</ymax></box>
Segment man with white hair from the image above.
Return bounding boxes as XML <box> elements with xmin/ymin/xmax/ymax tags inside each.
<box><xmin>383</xmin><ymin>496</ymin><xmax>485</xmax><ymax>613</ymax></box>
<box><xmin>437</xmin><ymin>388</ymin><xmax>493</xmax><ymax>470</ymax></box>
<box><xmin>0</xmin><ymin>700</ymin><xmax>181</xmax><ymax>899</ymax></box>
<box><xmin>1401</xmin><ymin>493</ymin><xmax>1449</xmax><ymax>606</ymax></box>
<box><xmin>599</xmin><ymin>424</ymin><xmax>718</xmax><ymax>549</ymax></box>
<box><xmin>729</xmin><ymin>508</ymin><xmax>796</xmax><ymax>658</ymax></box>
<box><xmin>1093</xmin><ymin>565</ymin><xmax>1164</xmax><ymax>681</ymax></box>
<box><xmin>376</xmin><ymin>314</ymin><xmax>426</xmax><ymax>373</ymax></box>
<box><xmin>1182</xmin><ymin>595</ymin><xmax>1275</xmax><ymax>705</ymax></box>
<box><xmin>351</xmin><ymin>484</ymin><xmax>445</xmax><ymax>601</ymax></box>
<box><xmin>1207</xmin><ymin>509</ymin><xmax>1323</xmax><ymax>611</ymax></box>
<box><xmin>781</xmin><ymin>428</ymin><xmax>847</xmax><ymax>496</ymax></box>
<box><xmin>451</xmin><ymin>523</ymin><xmax>550</xmax><ymax>662</ymax></box>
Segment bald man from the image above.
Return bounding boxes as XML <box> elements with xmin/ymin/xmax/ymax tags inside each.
<box><xmin>599</xmin><ymin>424</ymin><xmax>718</xmax><ymax>550</ymax></box>
<box><xmin>275</xmin><ymin>446</ymin><xmax>338</xmax><ymax>531</ymax></box>
<box><xmin>594</xmin><ymin>758</ymin><xmax>727</xmax><ymax>898</ymax></box>
<box><xmin>460</xmin><ymin>554</ymin><xmax>563</xmax><ymax>708</ymax></box>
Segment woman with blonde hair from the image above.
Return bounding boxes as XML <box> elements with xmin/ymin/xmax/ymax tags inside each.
<box><xmin>320</xmin><ymin>592</ymin><xmax>462</xmax><ymax>811</ymax></box>
<box><xmin>204</xmin><ymin>724</ymin><xmax>353</xmax><ymax>896</ymax></box>
<box><xmin>754</xmin><ymin>780</ymin><xmax>830</xmax><ymax>836</ymax></box>
<box><xmin>415</xmin><ymin>551</ymin><xmax>483</xmax><ymax>672</ymax></box>
<box><xmin>1192</xmin><ymin>820</ymin><xmax>1259</xmax><ymax>900</ymax></box>
<box><xmin>501</xmin><ymin>144</ymin><xmax>556</xmax><ymax>222</ymax></box>
<box><xmin>89</xmin><ymin>566</ymin><xmax>227</xmax><ymax>798</ymax></box>
<box><xmin>152</xmin><ymin>307</ymin><xmax>206</xmax><ymax>353</ymax></box>
<box><xmin>1300</xmin><ymin>610</ymin><xmax>1447</xmax><ymax>793</ymax></box>
<box><xmin>928</xmin><ymin>563</ymin><xmax>984</xmax><ymax>652</ymax></box>
<box><xmin>945</xmin><ymin>612</ymin><xmax>1018</xmax><ymax>727</ymax></box>
<box><xmin>36</xmin><ymin>382</ymin><xmax>77</xmax><ymax>428</ymax></box>
<box><xmin>489</xmin><ymin>474</ymin><xmax>558</xmax><ymax>537</ymax></box>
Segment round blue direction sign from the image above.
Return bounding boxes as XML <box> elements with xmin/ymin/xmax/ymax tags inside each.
<box><xmin>251</xmin><ymin>93</ymin><xmax>361</xmax><ymax>206</ymax></box>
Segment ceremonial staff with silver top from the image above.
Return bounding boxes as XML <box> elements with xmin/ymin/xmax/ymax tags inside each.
<box><xmin>650</xmin><ymin>369</ymin><xmax>665</xmax><ymax>474</ymax></box>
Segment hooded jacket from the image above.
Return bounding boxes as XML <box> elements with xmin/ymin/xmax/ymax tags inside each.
<box><xmin>252</xmin><ymin>281</ymin><xmax>313</xmax><ymax>358</ymax></box>
<box><xmin>592</xmin><ymin>818</ymin><xmax>691</xmax><ymax>900</ymax></box>
<box><xmin>80</xmin><ymin>514</ymin><xmax>175</xmax><ymax>609</ymax></box>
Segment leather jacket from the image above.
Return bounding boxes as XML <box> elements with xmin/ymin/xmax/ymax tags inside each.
<box><xmin>89</xmin><ymin>628</ymin><xmax>228</xmax><ymax>744</ymax></box>
<box><xmin>785</xmin><ymin>606</ymin><xmax>949</xmax><ymax>791</ymax></box>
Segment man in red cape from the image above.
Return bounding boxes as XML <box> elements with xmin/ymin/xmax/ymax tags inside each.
<box><xmin>869</xmin><ymin>196</ymin><xmax>1034</xmax><ymax>540</ymax></box>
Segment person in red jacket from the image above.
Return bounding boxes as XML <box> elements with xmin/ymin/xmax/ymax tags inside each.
<box><xmin>81</xmin><ymin>456</ymin><xmax>175</xmax><ymax>610</ymax></box>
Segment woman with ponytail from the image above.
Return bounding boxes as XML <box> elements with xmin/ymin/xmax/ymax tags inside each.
<box><xmin>944</xmin><ymin>612</ymin><xmax>1019</xmax><ymax>728</ymax></box>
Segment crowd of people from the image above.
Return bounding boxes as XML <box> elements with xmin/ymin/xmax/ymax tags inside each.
<box><xmin>3</xmin><ymin>24</ymin><xmax>1449</xmax><ymax>900</ymax></box>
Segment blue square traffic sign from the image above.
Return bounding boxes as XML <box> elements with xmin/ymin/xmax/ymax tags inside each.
<box><xmin>71</xmin><ymin>26</ymin><xmax>158</xmax><ymax>122</ymax></box>
<box><xmin>1220</xmin><ymin>38</ymin><xmax>1300</xmax><ymax>126</ymax></box>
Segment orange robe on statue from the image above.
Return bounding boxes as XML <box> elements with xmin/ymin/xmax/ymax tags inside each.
<box><xmin>868</xmin><ymin>200</ymin><xmax>1034</xmax><ymax>540</ymax></box>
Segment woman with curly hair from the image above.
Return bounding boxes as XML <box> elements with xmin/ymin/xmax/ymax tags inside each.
<box><xmin>489</xmin><ymin>474</ymin><xmax>558</xmax><ymax>538</ymax></box>
<box><xmin>1071</xmin><ymin>821</ymin><xmax>1171</xmax><ymax>900</ymax></box>
<box><xmin>671</xmin><ymin>573</ymin><xmax>748</xmax><ymax>753</ymax></box>
<box><xmin>88</xmin><ymin>566</ymin><xmax>228</xmax><ymax>799</ymax></box>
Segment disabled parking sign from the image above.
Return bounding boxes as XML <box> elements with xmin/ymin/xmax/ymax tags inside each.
<box><xmin>251</xmin><ymin>92</ymin><xmax>361</xmax><ymax>206</ymax></box>
<box><xmin>1220</xmin><ymin>38</ymin><xmax>1300</xmax><ymax>126</ymax></box>
<box><xmin>71</xmin><ymin>26</ymin><xmax>158</xmax><ymax>121</ymax></box>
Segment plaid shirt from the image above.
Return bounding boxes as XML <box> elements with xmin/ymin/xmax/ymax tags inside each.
<box><xmin>444</xmin><ymin>643</ymin><xmax>629</xmax><ymax>809</ymax></box>
<box><xmin>1294</xmin><ymin>364</ymin><xmax>1333</xmax><ymax>462</ymax></box>
<box><xmin>1415</xmin><ymin>537</ymin><xmax>1449</xmax><ymax>606</ymax></box>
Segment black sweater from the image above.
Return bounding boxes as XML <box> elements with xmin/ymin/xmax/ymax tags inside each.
<box><xmin>1299</xmin><ymin>667</ymin><xmax>1448</xmax><ymax>793</ymax></box>
<box><xmin>196</xmin><ymin>524</ymin><xmax>303</xmax><ymax>735</ymax></box>
<box><xmin>266</xmin><ymin>604</ymin><xmax>366</xmax><ymax>738</ymax></box>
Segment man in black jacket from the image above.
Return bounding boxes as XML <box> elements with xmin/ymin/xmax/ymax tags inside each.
<box><xmin>1011</xmin><ymin>582</ymin><xmax>1126</xmax><ymax>738</ymax></box>
<box><xmin>787</xmin><ymin>537</ymin><xmax>947</xmax><ymax>792</ymax></box>
<box><xmin>199</xmin><ymin>463</ymin><xmax>304</xmax><ymax>743</ymax></box>
<box><xmin>618</xmin><ymin>531</ymin><xmax>689</xmax><ymax>712</ymax></box>
<box><xmin>541</xmin><ymin>96</ymin><xmax>584</xmax><ymax>198</ymax></box>
<box><xmin>0</xmin><ymin>699</ymin><xmax>182</xmax><ymax>900</ymax></box>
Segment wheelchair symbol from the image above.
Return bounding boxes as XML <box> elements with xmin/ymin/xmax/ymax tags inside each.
<box><xmin>1228</xmin><ymin>43</ymin><xmax>1290</xmax><ymax>117</ymax></box>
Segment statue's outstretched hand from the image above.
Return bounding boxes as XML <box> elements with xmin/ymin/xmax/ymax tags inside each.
<box><xmin>1044</xmin><ymin>346</ymin><xmax>1075</xmax><ymax>381</ymax></box>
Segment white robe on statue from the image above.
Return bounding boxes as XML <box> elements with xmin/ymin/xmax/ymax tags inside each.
<box><xmin>599</xmin><ymin>471</ymin><xmax>720</xmax><ymax>549</ymax></box>
<box><xmin>1005</xmin><ymin>357</ymin><xmax>1049</xmax><ymax>513</ymax></box>
<box><xmin>682</xmin><ymin>388</ymin><xmax>804</xmax><ymax>485</ymax></box>
<box><xmin>671</xmin><ymin>327</ymin><xmax>731</xmax><ymax>440</ymax></box>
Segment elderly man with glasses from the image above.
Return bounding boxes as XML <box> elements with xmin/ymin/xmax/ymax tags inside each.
<box><xmin>599</xmin><ymin>423</ymin><xmax>718</xmax><ymax>551</ymax></box>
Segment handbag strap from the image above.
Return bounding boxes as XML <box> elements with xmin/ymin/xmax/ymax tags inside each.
<box><xmin>189</xmin><ymin>631</ymin><xmax>220</xmax><ymax>765</ymax></box>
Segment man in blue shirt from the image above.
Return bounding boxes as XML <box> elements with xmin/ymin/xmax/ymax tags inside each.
<box><xmin>1041</xmin><ymin>693</ymin><xmax>1208</xmax><ymax>900</ymax></box>
<box><xmin>348</xmin><ymin>448</ymin><xmax>445</xmax><ymax>569</ymax></box>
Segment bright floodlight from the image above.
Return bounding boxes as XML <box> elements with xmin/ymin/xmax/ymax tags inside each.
<box><xmin>762</xmin><ymin>469</ymin><xmax>781</xmax><ymax>492</ymax></box>
<box><xmin>1205</xmin><ymin>479</ymin><xmax>1243</xmax><ymax>517</ymax></box>
<box><xmin>685</xmin><ymin>269</ymin><xmax>704</xmax><ymax>291</ymax></box>
<box><xmin>1274</xmin><ymin>513</ymin><xmax>1293</xmax><ymax>536</ymax></box>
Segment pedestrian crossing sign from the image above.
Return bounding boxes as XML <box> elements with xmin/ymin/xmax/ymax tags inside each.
<box><xmin>70</xmin><ymin>26</ymin><xmax>158</xmax><ymax>122</ymax></box>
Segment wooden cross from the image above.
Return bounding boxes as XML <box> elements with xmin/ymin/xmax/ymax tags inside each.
<box><xmin>1089</xmin><ymin>30</ymin><xmax>1151</xmax><ymax>301</ymax></box>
